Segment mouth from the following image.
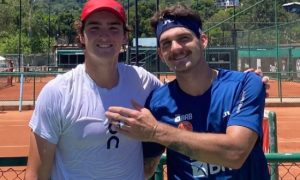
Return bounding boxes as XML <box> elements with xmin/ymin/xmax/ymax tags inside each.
<box><xmin>96</xmin><ymin>44</ymin><xmax>113</xmax><ymax>48</ymax></box>
<box><xmin>174</xmin><ymin>54</ymin><xmax>188</xmax><ymax>61</ymax></box>
<box><xmin>172</xmin><ymin>52</ymin><xmax>190</xmax><ymax>62</ymax></box>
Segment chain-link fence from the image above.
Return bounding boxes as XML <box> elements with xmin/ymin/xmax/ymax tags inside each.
<box><xmin>0</xmin><ymin>154</ymin><xmax>299</xmax><ymax>180</ymax></box>
<box><xmin>151</xmin><ymin>153</ymin><xmax>300</xmax><ymax>180</ymax></box>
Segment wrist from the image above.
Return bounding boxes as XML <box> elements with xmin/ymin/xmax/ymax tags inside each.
<box><xmin>150</xmin><ymin>123</ymin><xmax>159</xmax><ymax>140</ymax></box>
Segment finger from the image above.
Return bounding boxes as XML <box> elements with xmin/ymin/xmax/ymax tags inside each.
<box><xmin>107</xmin><ymin>106</ymin><xmax>137</xmax><ymax>118</ymax></box>
<box><xmin>110</xmin><ymin>120</ymin><xmax>120</xmax><ymax>128</ymax></box>
<box><xmin>105</xmin><ymin>111</ymin><xmax>120</xmax><ymax>120</ymax></box>
<box><xmin>262</xmin><ymin>76</ymin><xmax>269</xmax><ymax>83</ymax></box>
<box><xmin>244</xmin><ymin>68</ymin><xmax>254</xmax><ymax>73</ymax></box>
<box><xmin>105</xmin><ymin>111</ymin><xmax>128</xmax><ymax>126</ymax></box>
<box><xmin>254</xmin><ymin>69</ymin><xmax>263</xmax><ymax>77</ymax></box>
<box><xmin>131</xmin><ymin>99</ymin><xmax>143</xmax><ymax>111</ymax></box>
<box><xmin>112</xmin><ymin>121</ymin><xmax>131</xmax><ymax>133</ymax></box>
<box><xmin>265</xmin><ymin>92</ymin><xmax>269</xmax><ymax>98</ymax></box>
<box><xmin>107</xmin><ymin>116</ymin><xmax>130</xmax><ymax>130</ymax></box>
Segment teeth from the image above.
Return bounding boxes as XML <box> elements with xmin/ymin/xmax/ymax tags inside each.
<box><xmin>174</xmin><ymin>54</ymin><xmax>187</xmax><ymax>60</ymax></box>
<box><xmin>96</xmin><ymin>44</ymin><xmax>111</xmax><ymax>48</ymax></box>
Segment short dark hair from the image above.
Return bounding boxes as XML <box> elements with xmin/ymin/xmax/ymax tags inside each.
<box><xmin>150</xmin><ymin>4</ymin><xmax>203</xmax><ymax>38</ymax></box>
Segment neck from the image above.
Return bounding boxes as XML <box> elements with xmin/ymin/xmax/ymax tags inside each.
<box><xmin>176</xmin><ymin>64</ymin><xmax>216</xmax><ymax>96</ymax></box>
<box><xmin>85</xmin><ymin>61</ymin><xmax>119</xmax><ymax>89</ymax></box>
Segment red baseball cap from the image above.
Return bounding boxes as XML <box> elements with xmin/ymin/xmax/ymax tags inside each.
<box><xmin>80</xmin><ymin>0</ymin><xmax>126</xmax><ymax>23</ymax></box>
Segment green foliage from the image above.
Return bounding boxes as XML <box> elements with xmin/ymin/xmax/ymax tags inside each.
<box><xmin>0</xmin><ymin>0</ymin><xmax>299</xmax><ymax>55</ymax></box>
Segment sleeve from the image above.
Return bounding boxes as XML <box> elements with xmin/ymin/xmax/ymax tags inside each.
<box><xmin>28</xmin><ymin>79</ymin><xmax>63</xmax><ymax>144</ymax></box>
<box><xmin>142</xmin><ymin>91</ymin><xmax>165</xmax><ymax>158</ymax></box>
<box><xmin>135</xmin><ymin>65</ymin><xmax>162</xmax><ymax>91</ymax></box>
<box><xmin>228</xmin><ymin>72</ymin><xmax>266</xmax><ymax>138</ymax></box>
<box><xmin>142</xmin><ymin>142</ymin><xmax>165</xmax><ymax>158</ymax></box>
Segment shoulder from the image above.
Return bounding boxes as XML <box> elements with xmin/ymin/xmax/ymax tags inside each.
<box><xmin>119</xmin><ymin>63</ymin><xmax>154</xmax><ymax>78</ymax></box>
<box><xmin>146</xmin><ymin>80</ymin><xmax>175</xmax><ymax>103</ymax></box>
<box><xmin>218</xmin><ymin>69</ymin><xmax>245</xmax><ymax>81</ymax></box>
<box><xmin>40</xmin><ymin>65</ymin><xmax>85</xmax><ymax>99</ymax></box>
<box><xmin>217</xmin><ymin>69</ymin><xmax>262</xmax><ymax>86</ymax></box>
<box><xmin>118</xmin><ymin>63</ymin><xmax>162</xmax><ymax>86</ymax></box>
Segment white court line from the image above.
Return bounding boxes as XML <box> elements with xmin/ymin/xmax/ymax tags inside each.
<box><xmin>278</xmin><ymin>141</ymin><xmax>300</xmax><ymax>143</ymax></box>
<box><xmin>0</xmin><ymin>125</ymin><xmax>28</xmax><ymax>127</ymax></box>
<box><xmin>278</xmin><ymin>139</ymin><xmax>300</xmax><ymax>143</ymax></box>
<box><xmin>0</xmin><ymin>120</ymin><xmax>29</xmax><ymax>122</ymax></box>
<box><xmin>0</xmin><ymin>145</ymin><xmax>29</xmax><ymax>148</ymax></box>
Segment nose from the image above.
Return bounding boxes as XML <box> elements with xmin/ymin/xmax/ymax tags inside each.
<box><xmin>170</xmin><ymin>40</ymin><xmax>182</xmax><ymax>52</ymax></box>
<box><xmin>98</xmin><ymin>29</ymin><xmax>109</xmax><ymax>40</ymax></box>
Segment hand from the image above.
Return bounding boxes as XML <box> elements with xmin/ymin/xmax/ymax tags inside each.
<box><xmin>244</xmin><ymin>68</ymin><xmax>270</xmax><ymax>97</ymax></box>
<box><xmin>105</xmin><ymin>100</ymin><xmax>158</xmax><ymax>142</ymax></box>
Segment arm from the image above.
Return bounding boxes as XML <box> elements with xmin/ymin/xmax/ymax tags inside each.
<box><xmin>106</xmin><ymin>106</ymin><xmax>257</xmax><ymax>169</ymax></box>
<box><xmin>144</xmin><ymin>156</ymin><xmax>162</xmax><ymax>179</ymax></box>
<box><xmin>150</xmin><ymin>122</ymin><xmax>257</xmax><ymax>169</ymax></box>
<box><xmin>142</xmin><ymin>140</ymin><xmax>165</xmax><ymax>178</ymax></box>
<box><xmin>106</xmin><ymin>78</ymin><xmax>264</xmax><ymax>169</ymax></box>
<box><xmin>25</xmin><ymin>131</ymin><xmax>56</xmax><ymax>180</ymax></box>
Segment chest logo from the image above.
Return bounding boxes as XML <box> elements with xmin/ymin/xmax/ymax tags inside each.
<box><xmin>222</xmin><ymin>111</ymin><xmax>231</xmax><ymax>119</ymax></box>
<box><xmin>178</xmin><ymin>121</ymin><xmax>193</xmax><ymax>131</ymax></box>
<box><xmin>174</xmin><ymin>113</ymin><xmax>193</xmax><ymax>123</ymax></box>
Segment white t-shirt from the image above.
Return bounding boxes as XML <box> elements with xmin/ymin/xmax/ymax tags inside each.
<box><xmin>29</xmin><ymin>63</ymin><xmax>162</xmax><ymax>180</ymax></box>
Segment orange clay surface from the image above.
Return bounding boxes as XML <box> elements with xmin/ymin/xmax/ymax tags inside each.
<box><xmin>0</xmin><ymin>74</ymin><xmax>300</xmax><ymax>157</ymax></box>
<box><xmin>1</xmin><ymin>75</ymin><xmax>300</xmax><ymax>101</ymax></box>
<box><xmin>0</xmin><ymin>107</ymin><xmax>299</xmax><ymax>180</ymax></box>
<box><xmin>0</xmin><ymin>107</ymin><xmax>299</xmax><ymax>157</ymax></box>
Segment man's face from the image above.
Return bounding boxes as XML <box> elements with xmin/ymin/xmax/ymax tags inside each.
<box><xmin>158</xmin><ymin>27</ymin><xmax>207</xmax><ymax>72</ymax></box>
<box><xmin>80</xmin><ymin>11</ymin><xmax>127</xmax><ymax>62</ymax></box>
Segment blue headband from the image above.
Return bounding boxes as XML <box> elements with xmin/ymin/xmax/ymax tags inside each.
<box><xmin>155</xmin><ymin>16</ymin><xmax>202</xmax><ymax>46</ymax></box>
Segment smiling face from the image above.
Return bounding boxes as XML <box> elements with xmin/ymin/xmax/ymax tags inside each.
<box><xmin>80</xmin><ymin>10</ymin><xmax>127</xmax><ymax>65</ymax></box>
<box><xmin>158</xmin><ymin>27</ymin><xmax>207</xmax><ymax>73</ymax></box>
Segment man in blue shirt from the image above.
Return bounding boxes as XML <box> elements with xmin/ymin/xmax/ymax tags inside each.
<box><xmin>105</xmin><ymin>4</ymin><xmax>270</xmax><ymax>180</ymax></box>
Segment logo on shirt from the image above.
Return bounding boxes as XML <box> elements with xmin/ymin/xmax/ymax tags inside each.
<box><xmin>163</xmin><ymin>19</ymin><xmax>174</xmax><ymax>25</ymax></box>
<box><xmin>174</xmin><ymin>113</ymin><xmax>193</xmax><ymax>123</ymax></box>
<box><xmin>222</xmin><ymin>111</ymin><xmax>231</xmax><ymax>119</ymax></box>
<box><xmin>107</xmin><ymin>123</ymin><xmax>119</xmax><ymax>149</ymax></box>
<box><xmin>178</xmin><ymin>121</ymin><xmax>193</xmax><ymax>131</ymax></box>
<box><xmin>191</xmin><ymin>161</ymin><xmax>233</xmax><ymax>178</ymax></box>
<box><xmin>237</xmin><ymin>90</ymin><xmax>246</xmax><ymax>113</ymax></box>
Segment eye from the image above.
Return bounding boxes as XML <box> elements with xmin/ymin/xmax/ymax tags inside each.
<box><xmin>178</xmin><ymin>36</ymin><xmax>190</xmax><ymax>43</ymax></box>
<box><xmin>110</xmin><ymin>27</ymin><xmax>118</xmax><ymax>31</ymax></box>
<box><xmin>109</xmin><ymin>25</ymin><xmax>122</xmax><ymax>32</ymax></box>
<box><xmin>161</xmin><ymin>41</ymin><xmax>171</xmax><ymax>50</ymax></box>
<box><xmin>88</xmin><ymin>26</ymin><xmax>99</xmax><ymax>31</ymax></box>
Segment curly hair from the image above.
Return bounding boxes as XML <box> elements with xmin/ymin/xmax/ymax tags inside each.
<box><xmin>150</xmin><ymin>4</ymin><xmax>203</xmax><ymax>38</ymax></box>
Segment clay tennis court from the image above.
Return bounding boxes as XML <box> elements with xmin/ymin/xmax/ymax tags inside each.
<box><xmin>0</xmin><ymin>75</ymin><xmax>300</xmax><ymax>156</ymax></box>
<box><xmin>0</xmin><ymin>107</ymin><xmax>299</xmax><ymax>180</ymax></box>
<box><xmin>0</xmin><ymin>107</ymin><xmax>299</xmax><ymax>157</ymax></box>
<box><xmin>1</xmin><ymin>74</ymin><xmax>300</xmax><ymax>100</ymax></box>
<box><xmin>0</xmin><ymin>74</ymin><xmax>300</xmax><ymax>179</ymax></box>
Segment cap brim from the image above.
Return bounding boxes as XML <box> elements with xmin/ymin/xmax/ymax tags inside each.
<box><xmin>81</xmin><ymin>7</ymin><xmax>125</xmax><ymax>24</ymax></box>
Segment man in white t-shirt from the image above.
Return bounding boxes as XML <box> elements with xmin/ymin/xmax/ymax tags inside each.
<box><xmin>25</xmin><ymin>0</ymin><xmax>161</xmax><ymax>179</ymax></box>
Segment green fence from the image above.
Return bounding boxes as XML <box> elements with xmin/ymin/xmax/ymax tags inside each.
<box><xmin>1</xmin><ymin>154</ymin><xmax>299</xmax><ymax>180</ymax></box>
<box><xmin>1</xmin><ymin>70</ymin><xmax>300</xmax><ymax>104</ymax></box>
<box><xmin>149</xmin><ymin>110</ymin><xmax>300</xmax><ymax>180</ymax></box>
<box><xmin>152</xmin><ymin>153</ymin><xmax>300</xmax><ymax>180</ymax></box>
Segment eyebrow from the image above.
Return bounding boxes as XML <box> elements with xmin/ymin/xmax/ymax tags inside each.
<box><xmin>160</xmin><ymin>32</ymin><xmax>191</xmax><ymax>43</ymax></box>
<box><xmin>86</xmin><ymin>21</ymin><xmax>122</xmax><ymax>26</ymax></box>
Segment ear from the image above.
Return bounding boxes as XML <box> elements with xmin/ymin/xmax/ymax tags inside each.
<box><xmin>200</xmin><ymin>33</ymin><xmax>208</xmax><ymax>49</ymax></box>
<box><xmin>79</xmin><ymin>34</ymin><xmax>85</xmax><ymax>45</ymax></box>
<box><xmin>123</xmin><ymin>31</ymin><xmax>128</xmax><ymax>44</ymax></box>
<box><xmin>157</xmin><ymin>48</ymin><xmax>165</xmax><ymax>63</ymax></box>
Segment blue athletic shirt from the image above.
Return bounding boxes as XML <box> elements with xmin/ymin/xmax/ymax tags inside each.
<box><xmin>143</xmin><ymin>69</ymin><xmax>270</xmax><ymax>180</ymax></box>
